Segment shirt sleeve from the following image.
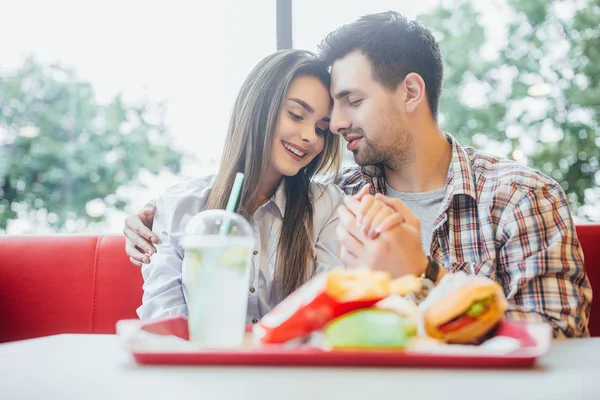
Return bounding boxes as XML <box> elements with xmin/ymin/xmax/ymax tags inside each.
<box><xmin>137</xmin><ymin>192</ymin><xmax>188</xmax><ymax>320</ymax></box>
<box><xmin>495</xmin><ymin>183</ymin><xmax>592</xmax><ymax>338</ymax></box>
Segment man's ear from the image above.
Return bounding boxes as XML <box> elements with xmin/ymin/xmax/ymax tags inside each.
<box><xmin>401</xmin><ymin>73</ymin><xmax>426</xmax><ymax>114</ymax></box>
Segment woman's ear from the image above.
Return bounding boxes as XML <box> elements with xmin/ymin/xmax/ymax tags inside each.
<box><xmin>401</xmin><ymin>73</ymin><xmax>426</xmax><ymax>114</ymax></box>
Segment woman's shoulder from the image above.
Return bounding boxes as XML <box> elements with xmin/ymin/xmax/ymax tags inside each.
<box><xmin>160</xmin><ymin>175</ymin><xmax>216</xmax><ymax>200</ymax></box>
<box><xmin>154</xmin><ymin>175</ymin><xmax>216</xmax><ymax>223</ymax></box>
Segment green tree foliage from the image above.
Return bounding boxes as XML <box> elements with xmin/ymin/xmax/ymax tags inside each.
<box><xmin>0</xmin><ymin>57</ymin><xmax>182</xmax><ymax>231</ymax></box>
<box><xmin>419</xmin><ymin>0</ymin><xmax>600</xmax><ymax>220</ymax></box>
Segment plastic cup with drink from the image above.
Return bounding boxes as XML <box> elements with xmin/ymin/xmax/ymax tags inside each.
<box><xmin>180</xmin><ymin>173</ymin><xmax>255</xmax><ymax>347</ymax></box>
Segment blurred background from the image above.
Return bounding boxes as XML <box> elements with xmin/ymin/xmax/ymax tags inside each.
<box><xmin>0</xmin><ymin>0</ymin><xmax>599</xmax><ymax>235</ymax></box>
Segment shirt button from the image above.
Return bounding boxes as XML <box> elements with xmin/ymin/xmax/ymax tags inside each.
<box><xmin>253</xmin><ymin>250</ymin><xmax>258</xmax><ymax>255</ymax></box>
<box><xmin>249</xmin><ymin>286</ymin><xmax>255</xmax><ymax>293</ymax></box>
<box><xmin>252</xmin><ymin>318</ymin><xmax>258</xmax><ymax>324</ymax></box>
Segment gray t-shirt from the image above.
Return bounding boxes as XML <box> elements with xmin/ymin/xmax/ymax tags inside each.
<box><xmin>385</xmin><ymin>183</ymin><xmax>445</xmax><ymax>255</ymax></box>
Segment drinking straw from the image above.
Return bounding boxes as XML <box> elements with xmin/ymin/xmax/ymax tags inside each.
<box><xmin>219</xmin><ymin>172</ymin><xmax>244</xmax><ymax>237</ymax></box>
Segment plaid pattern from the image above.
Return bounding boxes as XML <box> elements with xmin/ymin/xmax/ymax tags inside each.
<box><xmin>338</xmin><ymin>135</ymin><xmax>592</xmax><ymax>338</ymax></box>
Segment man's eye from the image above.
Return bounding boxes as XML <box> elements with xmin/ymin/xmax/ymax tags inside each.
<box><xmin>349</xmin><ymin>99</ymin><xmax>363</xmax><ymax>107</ymax></box>
<box><xmin>288</xmin><ymin>111</ymin><xmax>303</xmax><ymax>121</ymax></box>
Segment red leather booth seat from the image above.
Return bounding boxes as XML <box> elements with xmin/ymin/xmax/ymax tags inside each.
<box><xmin>576</xmin><ymin>224</ymin><xmax>600</xmax><ymax>337</ymax></box>
<box><xmin>0</xmin><ymin>235</ymin><xmax>142</xmax><ymax>343</ymax></box>
<box><xmin>0</xmin><ymin>225</ymin><xmax>598</xmax><ymax>342</ymax></box>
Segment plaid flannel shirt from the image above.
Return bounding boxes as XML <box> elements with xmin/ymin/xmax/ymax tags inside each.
<box><xmin>338</xmin><ymin>135</ymin><xmax>592</xmax><ymax>338</ymax></box>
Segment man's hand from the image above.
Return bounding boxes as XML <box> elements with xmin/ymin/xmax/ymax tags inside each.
<box><xmin>124</xmin><ymin>201</ymin><xmax>158</xmax><ymax>266</ymax></box>
<box><xmin>336</xmin><ymin>193</ymin><xmax>428</xmax><ymax>278</ymax></box>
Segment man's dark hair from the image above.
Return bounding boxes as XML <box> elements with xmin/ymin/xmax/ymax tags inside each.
<box><xmin>318</xmin><ymin>11</ymin><xmax>444</xmax><ymax>120</ymax></box>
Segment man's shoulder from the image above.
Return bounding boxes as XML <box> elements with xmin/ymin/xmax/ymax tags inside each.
<box><xmin>465</xmin><ymin>146</ymin><xmax>559</xmax><ymax>193</ymax></box>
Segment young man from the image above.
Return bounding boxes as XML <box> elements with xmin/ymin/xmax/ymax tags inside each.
<box><xmin>123</xmin><ymin>12</ymin><xmax>591</xmax><ymax>337</ymax></box>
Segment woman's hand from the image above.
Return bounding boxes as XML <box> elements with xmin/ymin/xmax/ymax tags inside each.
<box><xmin>123</xmin><ymin>201</ymin><xmax>159</xmax><ymax>266</ymax></box>
<box><xmin>355</xmin><ymin>194</ymin><xmax>404</xmax><ymax>239</ymax></box>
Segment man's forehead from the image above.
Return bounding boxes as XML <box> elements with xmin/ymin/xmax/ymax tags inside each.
<box><xmin>330</xmin><ymin>51</ymin><xmax>372</xmax><ymax>91</ymax></box>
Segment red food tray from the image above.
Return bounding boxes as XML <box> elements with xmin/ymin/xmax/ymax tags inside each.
<box><xmin>121</xmin><ymin>317</ymin><xmax>551</xmax><ymax>369</ymax></box>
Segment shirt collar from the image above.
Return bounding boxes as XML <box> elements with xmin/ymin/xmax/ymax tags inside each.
<box><xmin>357</xmin><ymin>133</ymin><xmax>477</xmax><ymax>201</ymax></box>
<box><xmin>444</xmin><ymin>133</ymin><xmax>477</xmax><ymax>201</ymax></box>
<box><xmin>265</xmin><ymin>179</ymin><xmax>287</xmax><ymax>218</ymax></box>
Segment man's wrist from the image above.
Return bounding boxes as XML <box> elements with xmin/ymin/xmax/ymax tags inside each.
<box><xmin>423</xmin><ymin>256</ymin><xmax>441</xmax><ymax>283</ymax></box>
<box><xmin>404</xmin><ymin>256</ymin><xmax>439</xmax><ymax>304</ymax></box>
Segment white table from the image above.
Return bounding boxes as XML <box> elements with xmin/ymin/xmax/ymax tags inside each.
<box><xmin>1</xmin><ymin>334</ymin><xmax>599</xmax><ymax>400</ymax></box>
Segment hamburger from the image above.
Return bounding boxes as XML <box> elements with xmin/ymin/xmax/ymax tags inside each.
<box><xmin>423</xmin><ymin>279</ymin><xmax>506</xmax><ymax>344</ymax></box>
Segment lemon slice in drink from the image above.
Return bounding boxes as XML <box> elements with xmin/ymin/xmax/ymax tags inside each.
<box><xmin>216</xmin><ymin>246</ymin><xmax>249</xmax><ymax>271</ymax></box>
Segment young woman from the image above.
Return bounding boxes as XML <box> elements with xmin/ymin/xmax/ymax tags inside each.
<box><xmin>137</xmin><ymin>50</ymin><xmax>344</xmax><ymax>322</ymax></box>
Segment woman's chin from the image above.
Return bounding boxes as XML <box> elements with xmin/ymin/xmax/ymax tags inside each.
<box><xmin>276</xmin><ymin>165</ymin><xmax>304</xmax><ymax>177</ymax></box>
<box><xmin>273</xmin><ymin>156</ymin><xmax>313</xmax><ymax>177</ymax></box>
<box><xmin>286</xmin><ymin>169</ymin><xmax>303</xmax><ymax>177</ymax></box>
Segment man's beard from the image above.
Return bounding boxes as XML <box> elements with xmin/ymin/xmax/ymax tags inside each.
<box><xmin>350</xmin><ymin>126</ymin><xmax>413</xmax><ymax>169</ymax></box>
<box><xmin>341</xmin><ymin>128</ymin><xmax>381</xmax><ymax>166</ymax></box>
<box><xmin>353</xmin><ymin>136</ymin><xmax>385</xmax><ymax>166</ymax></box>
<box><xmin>349</xmin><ymin>103</ymin><xmax>408</xmax><ymax>167</ymax></box>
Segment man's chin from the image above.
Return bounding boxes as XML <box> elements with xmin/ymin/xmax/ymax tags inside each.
<box><xmin>353</xmin><ymin>152</ymin><xmax>379</xmax><ymax>167</ymax></box>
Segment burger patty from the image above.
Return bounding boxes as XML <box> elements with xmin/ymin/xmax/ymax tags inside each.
<box><xmin>437</xmin><ymin>296</ymin><xmax>494</xmax><ymax>333</ymax></box>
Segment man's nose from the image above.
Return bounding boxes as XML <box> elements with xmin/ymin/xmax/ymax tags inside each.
<box><xmin>329</xmin><ymin>108</ymin><xmax>351</xmax><ymax>135</ymax></box>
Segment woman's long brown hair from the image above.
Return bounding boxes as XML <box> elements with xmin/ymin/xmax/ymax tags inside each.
<box><xmin>204</xmin><ymin>50</ymin><xmax>341</xmax><ymax>302</ymax></box>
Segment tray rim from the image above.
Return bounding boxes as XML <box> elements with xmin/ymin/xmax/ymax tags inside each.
<box><xmin>120</xmin><ymin>317</ymin><xmax>552</xmax><ymax>368</ymax></box>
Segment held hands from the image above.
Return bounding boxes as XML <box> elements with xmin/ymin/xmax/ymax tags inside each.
<box><xmin>355</xmin><ymin>187</ymin><xmax>404</xmax><ymax>240</ymax></box>
<box><xmin>336</xmin><ymin>185</ymin><xmax>428</xmax><ymax>278</ymax></box>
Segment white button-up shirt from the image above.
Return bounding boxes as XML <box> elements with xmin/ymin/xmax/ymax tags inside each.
<box><xmin>137</xmin><ymin>176</ymin><xmax>344</xmax><ymax>324</ymax></box>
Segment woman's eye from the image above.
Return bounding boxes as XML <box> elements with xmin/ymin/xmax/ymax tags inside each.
<box><xmin>288</xmin><ymin>111</ymin><xmax>303</xmax><ymax>121</ymax></box>
<box><xmin>315</xmin><ymin>127</ymin><xmax>327</xmax><ymax>135</ymax></box>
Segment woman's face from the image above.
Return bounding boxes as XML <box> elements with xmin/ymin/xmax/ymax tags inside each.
<box><xmin>269</xmin><ymin>75</ymin><xmax>331</xmax><ymax>178</ymax></box>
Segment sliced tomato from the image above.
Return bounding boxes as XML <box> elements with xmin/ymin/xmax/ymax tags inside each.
<box><xmin>438</xmin><ymin>315</ymin><xmax>477</xmax><ymax>334</ymax></box>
